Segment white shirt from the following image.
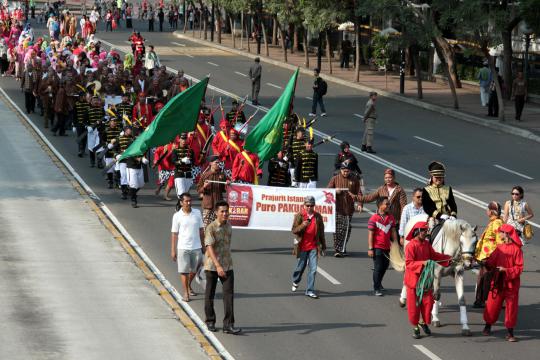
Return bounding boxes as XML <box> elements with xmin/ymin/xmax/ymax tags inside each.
<box><xmin>171</xmin><ymin>208</ymin><xmax>203</xmax><ymax>250</ymax></box>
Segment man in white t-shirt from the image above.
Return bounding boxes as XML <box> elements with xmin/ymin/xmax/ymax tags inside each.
<box><xmin>171</xmin><ymin>192</ymin><xmax>204</xmax><ymax>302</ymax></box>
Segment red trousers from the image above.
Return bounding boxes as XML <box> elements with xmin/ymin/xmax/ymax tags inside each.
<box><xmin>407</xmin><ymin>287</ymin><xmax>433</xmax><ymax>326</ymax></box>
<box><xmin>483</xmin><ymin>287</ymin><xmax>519</xmax><ymax>328</ymax></box>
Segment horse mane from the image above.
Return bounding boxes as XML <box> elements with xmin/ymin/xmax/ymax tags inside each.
<box><xmin>441</xmin><ymin>219</ymin><xmax>470</xmax><ymax>243</ymax></box>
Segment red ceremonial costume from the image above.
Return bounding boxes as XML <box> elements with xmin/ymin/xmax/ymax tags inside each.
<box><xmin>405</xmin><ymin>222</ymin><xmax>451</xmax><ymax>326</ymax></box>
<box><xmin>190</xmin><ymin>121</ymin><xmax>211</xmax><ymax>166</ymax></box>
<box><xmin>133</xmin><ymin>101</ymin><xmax>154</xmax><ymax>127</ymax></box>
<box><xmin>232</xmin><ymin>151</ymin><xmax>262</xmax><ymax>184</ymax></box>
<box><xmin>211</xmin><ymin>120</ymin><xmax>231</xmax><ymax>155</ymax></box>
<box><xmin>153</xmin><ymin>144</ymin><xmax>175</xmax><ymax>188</ymax></box>
<box><xmin>483</xmin><ymin>224</ymin><xmax>523</xmax><ymax>329</ymax></box>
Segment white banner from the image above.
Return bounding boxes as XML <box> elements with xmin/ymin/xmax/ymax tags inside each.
<box><xmin>226</xmin><ymin>184</ymin><xmax>336</xmax><ymax>232</ymax></box>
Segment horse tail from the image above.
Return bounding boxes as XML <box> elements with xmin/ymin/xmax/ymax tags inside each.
<box><xmin>389</xmin><ymin>240</ymin><xmax>405</xmax><ymax>272</ymax></box>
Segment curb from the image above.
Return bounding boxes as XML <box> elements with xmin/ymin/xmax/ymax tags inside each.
<box><xmin>173</xmin><ymin>31</ymin><xmax>540</xmax><ymax>144</ymax></box>
<box><xmin>0</xmin><ymin>87</ymin><xmax>231</xmax><ymax>360</ymax></box>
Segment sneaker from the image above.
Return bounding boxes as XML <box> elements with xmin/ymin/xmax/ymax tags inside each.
<box><xmin>420</xmin><ymin>323</ymin><xmax>431</xmax><ymax>336</ymax></box>
<box><xmin>334</xmin><ymin>252</ymin><xmax>344</xmax><ymax>258</ymax></box>
<box><xmin>399</xmin><ymin>298</ymin><xmax>406</xmax><ymax>308</ymax></box>
<box><xmin>374</xmin><ymin>290</ymin><xmax>384</xmax><ymax>296</ymax></box>
<box><xmin>361</xmin><ymin>145</ymin><xmax>367</xmax><ymax>152</ymax></box>
<box><xmin>308</xmin><ymin>113</ymin><xmax>316</xmax><ymax>117</ymax></box>
<box><xmin>412</xmin><ymin>327</ymin><xmax>421</xmax><ymax>339</ymax></box>
<box><xmin>506</xmin><ymin>334</ymin><xmax>518</xmax><ymax>342</ymax></box>
<box><xmin>306</xmin><ymin>292</ymin><xmax>319</xmax><ymax>299</ymax></box>
<box><xmin>321</xmin><ymin>112</ymin><xmax>327</xmax><ymax>117</ymax></box>
<box><xmin>291</xmin><ymin>283</ymin><xmax>299</xmax><ymax>292</ymax></box>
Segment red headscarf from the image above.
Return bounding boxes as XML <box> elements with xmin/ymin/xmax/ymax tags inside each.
<box><xmin>406</xmin><ymin>221</ymin><xmax>429</xmax><ymax>241</ymax></box>
<box><xmin>497</xmin><ymin>224</ymin><xmax>522</xmax><ymax>247</ymax></box>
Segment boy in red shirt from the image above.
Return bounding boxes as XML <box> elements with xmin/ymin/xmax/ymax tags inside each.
<box><xmin>367</xmin><ymin>197</ymin><xmax>398</xmax><ymax>296</ymax></box>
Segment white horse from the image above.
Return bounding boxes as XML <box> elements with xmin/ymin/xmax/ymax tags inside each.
<box><xmin>390</xmin><ymin>214</ymin><xmax>478</xmax><ymax>336</ymax></box>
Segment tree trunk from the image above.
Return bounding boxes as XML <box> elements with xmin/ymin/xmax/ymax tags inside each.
<box><xmin>326</xmin><ymin>30</ymin><xmax>332</xmax><ymax>74</ymax></box>
<box><xmin>433</xmin><ymin>35</ymin><xmax>459</xmax><ymax>109</ymax></box>
<box><xmin>210</xmin><ymin>2</ymin><xmax>214</xmax><ymax>42</ymax></box>
<box><xmin>272</xmin><ymin>18</ymin><xmax>278</xmax><ymax>45</ymax></box>
<box><xmin>199</xmin><ymin>9</ymin><xmax>203</xmax><ymax>38</ymax></box>
<box><xmin>183</xmin><ymin>0</ymin><xmax>187</xmax><ymax>33</ymax></box>
<box><xmin>276</xmin><ymin>18</ymin><xmax>287</xmax><ymax>62</ymax></box>
<box><xmin>240</xmin><ymin>12</ymin><xmax>244</xmax><ymax>50</ymax></box>
<box><xmin>303</xmin><ymin>28</ymin><xmax>309</xmax><ymax>68</ymax></box>
<box><xmin>355</xmin><ymin>16</ymin><xmax>360</xmax><ymax>82</ymax></box>
<box><xmin>217</xmin><ymin>9</ymin><xmax>222</xmax><ymax>44</ymax></box>
<box><xmin>203</xmin><ymin>8</ymin><xmax>208</xmax><ymax>40</ymax></box>
<box><xmin>261</xmin><ymin>21</ymin><xmax>269</xmax><ymax>56</ymax></box>
<box><xmin>412</xmin><ymin>46</ymin><xmax>423</xmax><ymax>99</ymax></box>
<box><xmin>229</xmin><ymin>15</ymin><xmax>236</xmax><ymax>49</ymax></box>
<box><xmin>290</xmin><ymin>24</ymin><xmax>296</xmax><ymax>54</ymax></box>
<box><xmin>246</xmin><ymin>19</ymin><xmax>250</xmax><ymax>52</ymax></box>
<box><xmin>427</xmin><ymin>47</ymin><xmax>434</xmax><ymax>81</ymax></box>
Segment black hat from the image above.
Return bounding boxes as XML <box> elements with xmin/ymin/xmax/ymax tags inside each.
<box><xmin>232</xmin><ymin>99</ymin><xmax>239</xmax><ymax>105</ymax></box>
<box><xmin>207</xmin><ymin>155</ymin><xmax>219</xmax><ymax>162</ymax></box>
<box><xmin>340</xmin><ymin>141</ymin><xmax>350</xmax><ymax>151</ymax></box>
<box><xmin>179</xmin><ymin>132</ymin><xmax>188</xmax><ymax>140</ymax></box>
<box><xmin>428</xmin><ymin>161</ymin><xmax>446</xmax><ymax>177</ymax></box>
<box><xmin>304</xmin><ymin>196</ymin><xmax>316</xmax><ymax>205</ymax></box>
<box><xmin>340</xmin><ymin>162</ymin><xmax>351</xmax><ymax>170</ymax></box>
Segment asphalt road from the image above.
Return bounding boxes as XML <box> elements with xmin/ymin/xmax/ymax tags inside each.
<box><xmin>3</xmin><ymin>21</ymin><xmax>539</xmax><ymax>360</ymax></box>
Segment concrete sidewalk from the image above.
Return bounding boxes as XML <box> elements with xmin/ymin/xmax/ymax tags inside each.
<box><xmin>174</xmin><ymin>31</ymin><xmax>540</xmax><ymax>139</ymax></box>
<box><xmin>0</xmin><ymin>99</ymin><xmax>209</xmax><ymax>360</ymax></box>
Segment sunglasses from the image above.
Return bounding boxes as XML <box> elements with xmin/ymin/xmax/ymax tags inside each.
<box><xmin>414</xmin><ymin>196</ymin><xmax>422</xmax><ymax>199</ymax></box>
<box><xmin>305</xmin><ymin>205</ymin><xmax>315</xmax><ymax>208</ymax></box>
<box><xmin>511</xmin><ymin>192</ymin><xmax>521</xmax><ymax>196</ymax></box>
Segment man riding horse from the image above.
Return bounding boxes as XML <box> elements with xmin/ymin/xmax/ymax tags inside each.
<box><xmin>422</xmin><ymin>161</ymin><xmax>458</xmax><ymax>236</ymax></box>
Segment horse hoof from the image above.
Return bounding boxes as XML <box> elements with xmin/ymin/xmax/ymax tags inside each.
<box><xmin>432</xmin><ymin>321</ymin><xmax>441</xmax><ymax>328</ymax></box>
<box><xmin>462</xmin><ymin>329</ymin><xmax>472</xmax><ymax>337</ymax></box>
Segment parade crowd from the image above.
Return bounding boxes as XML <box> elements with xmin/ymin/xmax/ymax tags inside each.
<box><xmin>1</xmin><ymin>0</ymin><xmax>535</xmax><ymax>342</ymax></box>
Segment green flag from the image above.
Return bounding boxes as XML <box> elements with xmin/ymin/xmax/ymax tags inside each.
<box><xmin>244</xmin><ymin>69</ymin><xmax>299</xmax><ymax>162</ymax></box>
<box><xmin>119</xmin><ymin>77</ymin><xmax>209</xmax><ymax>161</ymax></box>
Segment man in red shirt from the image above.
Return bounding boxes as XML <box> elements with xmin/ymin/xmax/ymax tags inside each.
<box><xmin>132</xmin><ymin>92</ymin><xmax>154</xmax><ymax>128</ymax></box>
<box><xmin>153</xmin><ymin>142</ymin><xmax>175</xmax><ymax>200</ymax></box>
<box><xmin>482</xmin><ymin>224</ymin><xmax>523</xmax><ymax>342</ymax></box>
<box><xmin>291</xmin><ymin>196</ymin><xmax>326</xmax><ymax>299</ymax></box>
<box><xmin>367</xmin><ymin>196</ymin><xmax>398</xmax><ymax>296</ymax></box>
<box><xmin>404</xmin><ymin>221</ymin><xmax>452</xmax><ymax>339</ymax></box>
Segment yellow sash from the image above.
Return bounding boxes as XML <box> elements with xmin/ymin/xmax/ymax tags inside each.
<box><xmin>196</xmin><ymin>123</ymin><xmax>208</xmax><ymax>142</ymax></box>
<box><xmin>241</xmin><ymin>151</ymin><xmax>258</xmax><ymax>185</ymax></box>
<box><xmin>227</xmin><ymin>139</ymin><xmax>242</xmax><ymax>154</ymax></box>
<box><xmin>219</xmin><ymin>130</ymin><xmax>228</xmax><ymax>143</ymax></box>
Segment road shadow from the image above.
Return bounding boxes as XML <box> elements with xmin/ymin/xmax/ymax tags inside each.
<box><xmin>241</xmin><ymin>321</ymin><xmax>385</xmax><ymax>335</ymax></box>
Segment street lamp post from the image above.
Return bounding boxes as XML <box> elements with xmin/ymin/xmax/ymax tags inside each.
<box><xmin>399</xmin><ymin>48</ymin><xmax>405</xmax><ymax>94</ymax></box>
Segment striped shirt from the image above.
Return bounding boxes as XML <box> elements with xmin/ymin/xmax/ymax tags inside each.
<box><xmin>398</xmin><ymin>202</ymin><xmax>427</xmax><ymax>237</ymax></box>
<box><xmin>327</xmin><ymin>173</ymin><xmax>362</xmax><ymax>216</ymax></box>
<box><xmin>368</xmin><ymin>213</ymin><xmax>395</xmax><ymax>250</ymax></box>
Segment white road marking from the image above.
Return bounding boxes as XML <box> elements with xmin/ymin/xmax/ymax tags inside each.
<box><xmin>124</xmin><ymin>40</ymin><xmax>131</xmax><ymax>44</ymax></box>
<box><xmin>171</xmin><ymin>41</ymin><xmax>186</xmax><ymax>47</ymax></box>
<box><xmin>267</xmin><ymin>82</ymin><xmax>283</xmax><ymax>89</ymax></box>
<box><xmin>413</xmin><ymin>345</ymin><xmax>443</xmax><ymax>360</ymax></box>
<box><xmin>316</xmin><ymin>267</ymin><xmax>341</xmax><ymax>285</ymax></box>
<box><xmin>494</xmin><ymin>164</ymin><xmax>534</xmax><ymax>180</ymax></box>
<box><xmin>414</xmin><ymin>136</ymin><xmax>444</xmax><ymax>148</ymax></box>
<box><xmin>184</xmin><ymin>53</ymin><xmax>194</xmax><ymax>58</ymax></box>
<box><xmin>234</xmin><ymin>71</ymin><xmax>248</xmax><ymax>77</ymax></box>
<box><xmin>353</xmin><ymin>113</ymin><xmax>363</xmax><ymax>118</ymax></box>
<box><xmin>207</xmin><ymin>61</ymin><xmax>219</xmax><ymax>67</ymax></box>
<box><xmin>97</xmin><ymin>37</ymin><xmax>540</xmax><ymax>231</ymax></box>
<box><xmin>305</xmin><ymin>96</ymin><xmax>313</xmax><ymax>100</ymax></box>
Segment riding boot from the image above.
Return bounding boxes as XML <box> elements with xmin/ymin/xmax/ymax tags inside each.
<box><xmin>107</xmin><ymin>173</ymin><xmax>114</xmax><ymax>189</ymax></box>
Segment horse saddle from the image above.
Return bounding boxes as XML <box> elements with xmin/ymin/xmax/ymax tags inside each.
<box><xmin>428</xmin><ymin>221</ymin><xmax>444</xmax><ymax>244</ymax></box>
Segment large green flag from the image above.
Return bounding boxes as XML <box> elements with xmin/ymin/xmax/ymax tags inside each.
<box><xmin>244</xmin><ymin>69</ymin><xmax>299</xmax><ymax>162</ymax></box>
<box><xmin>119</xmin><ymin>77</ymin><xmax>209</xmax><ymax>161</ymax></box>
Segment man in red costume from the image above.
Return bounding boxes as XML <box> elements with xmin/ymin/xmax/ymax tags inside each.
<box><xmin>211</xmin><ymin>120</ymin><xmax>230</xmax><ymax>155</ymax></box>
<box><xmin>221</xmin><ymin>128</ymin><xmax>244</xmax><ymax>172</ymax></box>
<box><xmin>189</xmin><ymin>115</ymin><xmax>212</xmax><ymax>182</ymax></box>
<box><xmin>232</xmin><ymin>149</ymin><xmax>262</xmax><ymax>184</ymax></box>
<box><xmin>132</xmin><ymin>92</ymin><xmax>154</xmax><ymax>128</ymax></box>
<box><xmin>404</xmin><ymin>221</ymin><xmax>452</xmax><ymax>339</ymax></box>
<box><xmin>481</xmin><ymin>224</ymin><xmax>523</xmax><ymax>342</ymax></box>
